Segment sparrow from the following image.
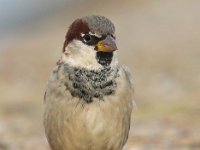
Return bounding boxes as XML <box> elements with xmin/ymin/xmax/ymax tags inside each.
<box><xmin>44</xmin><ymin>15</ymin><xmax>134</xmax><ymax>150</ymax></box>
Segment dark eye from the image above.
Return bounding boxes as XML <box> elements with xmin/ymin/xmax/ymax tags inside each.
<box><xmin>82</xmin><ymin>34</ymin><xmax>100</xmax><ymax>45</ymax></box>
<box><xmin>83</xmin><ymin>34</ymin><xmax>92</xmax><ymax>43</ymax></box>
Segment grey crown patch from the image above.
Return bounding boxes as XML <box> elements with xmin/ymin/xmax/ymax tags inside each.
<box><xmin>83</xmin><ymin>15</ymin><xmax>115</xmax><ymax>35</ymax></box>
<box><xmin>62</xmin><ymin>64</ymin><xmax>119</xmax><ymax>103</ymax></box>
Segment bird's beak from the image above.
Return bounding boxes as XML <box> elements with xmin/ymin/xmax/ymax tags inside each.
<box><xmin>96</xmin><ymin>35</ymin><xmax>117</xmax><ymax>52</ymax></box>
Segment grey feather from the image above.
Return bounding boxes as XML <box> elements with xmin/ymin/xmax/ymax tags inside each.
<box><xmin>62</xmin><ymin>64</ymin><xmax>119</xmax><ymax>103</ymax></box>
<box><xmin>83</xmin><ymin>15</ymin><xmax>115</xmax><ymax>35</ymax></box>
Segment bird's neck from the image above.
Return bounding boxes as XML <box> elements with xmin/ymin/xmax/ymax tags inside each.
<box><xmin>60</xmin><ymin>64</ymin><xmax>119</xmax><ymax>103</ymax></box>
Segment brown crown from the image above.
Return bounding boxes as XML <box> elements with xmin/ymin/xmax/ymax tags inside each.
<box><xmin>62</xmin><ymin>19</ymin><xmax>89</xmax><ymax>52</ymax></box>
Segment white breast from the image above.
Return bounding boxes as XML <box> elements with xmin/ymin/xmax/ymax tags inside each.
<box><xmin>44</xmin><ymin>65</ymin><xmax>134</xmax><ymax>150</ymax></box>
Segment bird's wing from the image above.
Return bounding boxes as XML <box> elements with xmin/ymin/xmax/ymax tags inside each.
<box><xmin>121</xmin><ymin>65</ymin><xmax>134</xmax><ymax>90</ymax></box>
<box><xmin>121</xmin><ymin>65</ymin><xmax>136</xmax><ymax>108</ymax></box>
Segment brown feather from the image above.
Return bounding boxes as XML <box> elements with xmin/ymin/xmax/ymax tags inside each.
<box><xmin>63</xmin><ymin>19</ymin><xmax>89</xmax><ymax>52</ymax></box>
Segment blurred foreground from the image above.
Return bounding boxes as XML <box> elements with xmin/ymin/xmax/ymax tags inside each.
<box><xmin>0</xmin><ymin>0</ymin><xmax>200</xmax><ymax>149</ymax></box>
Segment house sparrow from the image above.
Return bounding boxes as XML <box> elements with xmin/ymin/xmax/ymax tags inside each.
<box><xmin>44</xmin><ymin>15</ymin><xmax>134</xmax><ymax>150</ymax></box>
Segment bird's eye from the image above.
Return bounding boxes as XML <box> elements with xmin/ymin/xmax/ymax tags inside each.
<box><xmin>83</xmin><ymin>34</ymin><xmax>92</xmax><ymax>43</ymax></box>
<box><xmin>82</xmin><ymin>33</ymin><xmax>100</xmax><ymax>45</ymax></box>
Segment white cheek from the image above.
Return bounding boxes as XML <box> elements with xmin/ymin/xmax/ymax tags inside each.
<box><xmin>62</xmin><ymin>40</ymin><xmax>102</xmax><ymax>70</ymax></box>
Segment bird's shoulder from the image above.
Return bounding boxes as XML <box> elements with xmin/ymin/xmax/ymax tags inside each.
<box><xmin>118</xmin><ymin>65</ymin><xmax>134</xmax><ymax>89</ymax></box>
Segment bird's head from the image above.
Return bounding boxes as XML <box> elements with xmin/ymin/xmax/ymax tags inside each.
<box><xmin>61</xmin><ymin>15</ymin><xmax>118</xmax><ymax>69</ymax></box>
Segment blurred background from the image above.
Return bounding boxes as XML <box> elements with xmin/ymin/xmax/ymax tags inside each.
<box><xmin>0</xmin><ymin>0</ymin><xmax>200</xmax><ymax>149</ymax></box>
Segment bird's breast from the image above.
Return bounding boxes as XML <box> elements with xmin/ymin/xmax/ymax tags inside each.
<box><xmin>44</xmin><ymin>64</ymin><xmax>133</xmax><ymax>150</ymax></box>
<box><xmin>62</xmin><ymin>64</ymin><xmax>119</xmax><ymax>103</ymax></box>
<box><xmin>45</xmin><ymin>93</ymin><xmax>132</xmax><ymax>150</ymax></box>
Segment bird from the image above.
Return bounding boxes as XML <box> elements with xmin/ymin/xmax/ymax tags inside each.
<box><xmin>44</xmin><ymin>15</ymin><xmax>134</xmax><ymax>150</ymax></box>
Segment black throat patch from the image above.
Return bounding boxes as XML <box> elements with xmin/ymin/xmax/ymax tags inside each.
<box><xmin>96</xmin><ymin>52</ymin><xmax>113</xmax><ymax>66</ymax></box>
<box><xmin>62</xmin><ymin>64</ymin><xmax>119</xmax><ymax>103</ymax></box>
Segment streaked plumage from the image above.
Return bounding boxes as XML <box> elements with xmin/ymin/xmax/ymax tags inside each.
<box><xmin>44</xmin><ymin>15</ymin><xmax>134</xmax><ymax>150</ymax></box>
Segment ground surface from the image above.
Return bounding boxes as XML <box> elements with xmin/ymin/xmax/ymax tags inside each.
<box><xmin>0</xmin><ymin>0</ymin><xmax>200</xmax><ymax>149</ymax></box>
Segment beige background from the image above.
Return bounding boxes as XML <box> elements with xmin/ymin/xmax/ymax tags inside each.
<box><xmin>0</xmin><ymin>0</ymin><xmax>200</xmax><ymax>149</ymax></box>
